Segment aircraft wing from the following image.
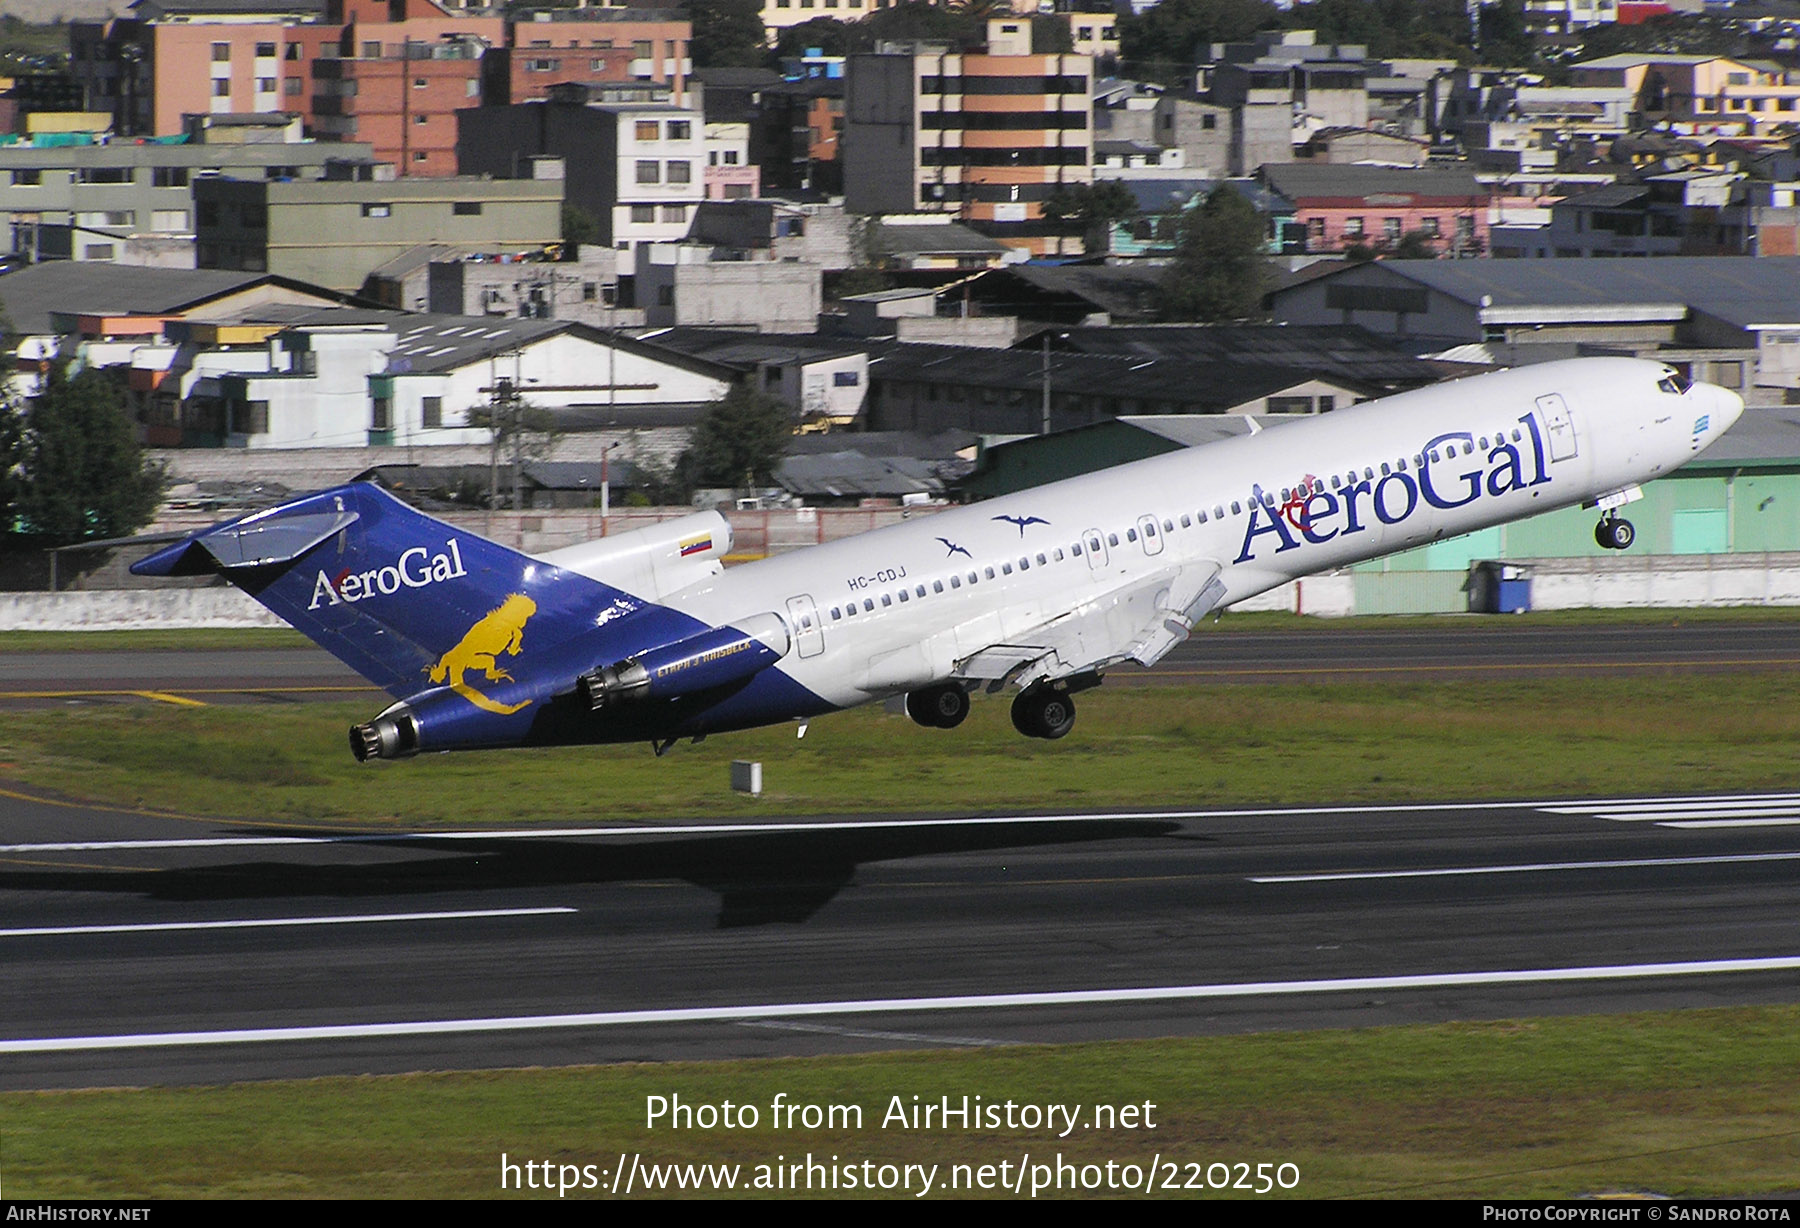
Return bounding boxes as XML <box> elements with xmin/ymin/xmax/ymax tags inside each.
<box><xmin>952</xmin><ymin>562</ymin><xmax>1227</xmax><ymax>688</ymax></box>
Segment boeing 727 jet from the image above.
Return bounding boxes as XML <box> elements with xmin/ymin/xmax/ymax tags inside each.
<box><xmin>132</xmin><ymin>357</ymin><xmax>1742</xmax><ymax>759</ymax></box>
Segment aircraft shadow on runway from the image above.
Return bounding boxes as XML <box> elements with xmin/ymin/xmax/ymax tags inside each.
<box><xmin>0</xmin><ymin>819</ymin><xmax>1187</xmax><ymax>927</ymax></box>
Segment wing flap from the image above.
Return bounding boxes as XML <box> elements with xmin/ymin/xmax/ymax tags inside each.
<box><xmin>952</xmin><ymin>562</ymin><xmax>1225</xmax><ymax>687</ymax></box>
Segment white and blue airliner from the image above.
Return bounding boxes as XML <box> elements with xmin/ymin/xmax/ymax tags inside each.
<box><xmin>132</xmin><ymin>358</ymin><xmax>1743</xmax><ymax>759</ymax></box>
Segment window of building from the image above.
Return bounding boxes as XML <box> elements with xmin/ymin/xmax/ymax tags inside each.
<box><xmin>11</xmin><ymin>169</ymin><xmax>39</xmax><ymax>185</ymax></box>
<box><xmin>1383</xmin><ymin>217</ymin><xmax>1402</xmax><ymax>240</ymax></box>
<box><xmin>1343</xmin><ymin>216</ymin><xmax>1364</xmax><ymax>237</ymax></box>
<box><xmin>363</xmin><ymin>41</ymin><xmax>381</xmax><ymax>58</ymax></box>
<box><xmin>422</xmin><ymin>396</ymin><xmax>442</xmax><ymax>428</ymax></box>
<box><xmin>667</xmin><ymin>160</ymin><xmax>690</xmax><ymax>184</ymax></box>
<box><xmin>412</xmin><ymin>151</ymin><xmax>428</xmax><ymax>162</ymax></box>
<box><xmin>636</xmin><ymin>160</ymin><xmax>660</xmax><ymax>183</ymax></box>
<box><xmin>362</xmin><ymin>203</ymin><xmax>392</xmax><ymax>218</ymax></box>
<box><xmin>414</xmin><ymin>113</ymin><xmax>429</xmax><ymax>124</ymax></box>
<box><xmin>632</xmin><ymin>40</ymin><xmax>652</xmax><ymax>58</ymax></box>
<box><xmin>635</xmin><ymin>120</ymin><xmax>659</xmax><ymax>141</ymax></box>
<box><xmin>256</xmin><ymin>76</ymin><xmax>276</xmax><ymax>93</ymax></box>
<box><xmin>1420</xmin><ymin>216</ymin><xmax>1440</xmax><ymax>235</ymax></box>
<box><xmin>285</xmin><ymin>78</ymin><xmax>302</xmax><ymax>96</ymax></box>
<box><xmin>83</xmin><ymin>243</ymin><xmax>116</xmax><ymax>261</ymax></box>
<box><xmin>453</xmin><ymin>201</ymin><xmax>482</xmax><ymax>215</ymax></box>
<box><xmin>77</xmin><ymin>167</ymin><xmax>131</xmax><ymax>184</ymax></box>
<box><xmin>668</xmin><ymin>120</ymin><xmax>690</xmax><ymax>140</ymax></box>
<box><xmin>631</xmin><ymin>204</ymin><xmax>655</xmax><ymax>222</ymax></box>
<box><xmin>211</xmin><ymin>42</ymin><xmax>231</xmax><ymax>62</ymax></box>
<box><xmin>662</xmin><ymin>204</ymin><xmax>685</xmax><ymax>222</ymax></box>
<box><xmin>212</xmin><ymin>80</ymin><xmax>231</xmax><ymax>97</ymax></box>
<box><xmin>152</xmin><ymin>166</ymin><xmax>189</xmax><ymax>187</ymax></box>
<box><xmin>255</xmin><ymin>42</ymin><xmax>276</xmax><ymax>58</ymax></box>
<box><xmin>372</xmin><ymin>398</ymin><xmax>391</xmax><ymax>430</ymax></box>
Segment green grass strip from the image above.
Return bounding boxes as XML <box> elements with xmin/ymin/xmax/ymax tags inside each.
<box><xmin>4</xmin><ymin>1008</ymin><xmax>1797</xmax><ymax>1198</ymax></box>
<box><xmin>3</xmin><ymin>675</ymin><xmax>1798</xmax><ymax>826</ymax></box>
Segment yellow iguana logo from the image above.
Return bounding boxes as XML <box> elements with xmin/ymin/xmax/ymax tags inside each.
<box><xmin>426</xmin><ymin>593</ymin><xmax>537</xmax><ymax>715</ymax></box>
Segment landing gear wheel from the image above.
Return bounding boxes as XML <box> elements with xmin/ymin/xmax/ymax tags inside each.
<box><xmin>1011</xmin><ymin>685</ymin><xmax>1076</xmax><ymax>740</ymax></box>
<box><xmin>1596</xmin><ymin>516</ymin><xmax>1636</xmax><ymax>550</ymax></box>
<box><xmin>905</xmin><ymin>684</ymin><xmax>969</xmax><ymax>729</ymax></box>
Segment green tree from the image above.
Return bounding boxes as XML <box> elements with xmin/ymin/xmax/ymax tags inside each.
<box><xmin>1042</xmin><ymin>180</ymin><xmax>1139</xmax><ymax>254</ymax></box>
<box><xmin>773</xmin><ymin>17</ymin><xmax>853</xmax><ymax>59</ymax></box>
<box><xmin>862</xmin><ymin>1</ymin><xmax>985</xmax><ymax>51</ymax></box>
<box><xmin>685</xmin><ymin>0</ymin><xmax>770</xmax><ymax>68</ymax></box>
<box><xmin>1155</xmin><ymin>185</ymin><xmax>1270</xmax><ymax>322</ymax></box>
<box><xmin>681</xmin><ymin>384</ymin><xmax>795</xmax><ymax>489</ymax></box>
<box><xmin>1392</xmin><ymin>229</ymin><xmax>1438</xmax><ymax>259</ymax></box>
<box><xmin>2</xmin><ymin>364</ymin><xmax>163</xmax><ymax>545</ymax></box>
<box><xmin>1118</xmin><ymin>0</ymin><xmax>1281</xmax><ymax>85</ymax></box>
<box><xmin>561</xmin><ymin>201</ymin><xmax>601</xmax><ymax>250</ymax></box>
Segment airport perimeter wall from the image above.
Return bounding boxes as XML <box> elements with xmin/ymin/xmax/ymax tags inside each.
<box><xmin>9</xmin><ymin>553</ymin><xmax>1800</xmax><ymax>629</ymax></box>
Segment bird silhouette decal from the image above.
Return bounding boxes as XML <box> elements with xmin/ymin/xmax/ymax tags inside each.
<box><xmin>992</xmin><ymin>514</ymin><xmax>1050</xmax><ymax>536</ymax></box>
<box><xmin>937</xmin><ymin>537</ymin><xmax>972</xmax><ymax>559</ymax></box>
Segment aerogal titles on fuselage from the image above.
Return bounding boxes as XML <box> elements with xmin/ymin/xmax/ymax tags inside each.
<box><xmin>1234</xmin><ymin>416</ymin><xmax>1553</xmax><ymax>565</ymax></box>
<box><xmin>308</xmin><ymin>539</ymin><xmax>468</xmax><ymax>609</ymax></box>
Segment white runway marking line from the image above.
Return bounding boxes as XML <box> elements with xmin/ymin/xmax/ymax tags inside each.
<box><xmin>6</xmin><ymin>791</ymin><xmax>1800</xmax><ymax>854</ymax></box>
<box><xmin>1251</xmin><ymin>851</ymin><xmax>1800</xmax><ymax>884</ymax></box>
<box><xmin>1543</xmin><ymin>794</ymin><xmax>1800</xmax><ymax>829</ymax></box>
<box><xmin>0</xmin><ymin>907</ymin><xmax>574</xmax><ymax>939</ymax></box>
<box><xmin>7</xmin><ymin>955</ymin><xmax>1800</xmax><ymax>1054</ymax></box>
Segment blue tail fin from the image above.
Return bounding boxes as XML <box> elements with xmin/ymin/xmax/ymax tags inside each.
<box><xmin>133</xmin><ymin>483</ymin><xmax>637</xmax><ymax>699</ymax></box>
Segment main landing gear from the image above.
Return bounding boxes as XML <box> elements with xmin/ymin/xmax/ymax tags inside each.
<box><xmin>1595</xmin><ymin>512</ymin><xmax>1636</xmax><ymax>551</ymax></box>
<box><xmin>905</xmin><ymin>682</ymin><xmax>970</xmax><ymax>729</ymax></box>
<box><xmin>1011</xmin><ymin>683</ymin><xmax>1076</xmax><ymax>740</ymax></box>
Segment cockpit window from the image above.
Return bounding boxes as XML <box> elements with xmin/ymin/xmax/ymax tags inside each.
<box><xmin>1658</xmin><ymin>371</ymin><xmax>1692</xmax><ymax>395</ymax></box>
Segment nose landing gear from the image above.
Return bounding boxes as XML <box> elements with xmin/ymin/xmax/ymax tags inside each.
<box><xmin>1595</xmin><ymin>513</ymin><xmax>1636</xmax><ymax>551</ymax></box>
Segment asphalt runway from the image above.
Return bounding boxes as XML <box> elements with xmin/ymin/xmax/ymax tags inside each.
<box><xmin>5</xmin><ymin>783</ymin><xmax>1800</xmax><ymax>1089</ymax></box>
<box><xmin>4</xmin><ymin>619</ymin><xmax>1800</xmax><ymax>708</ymax></box>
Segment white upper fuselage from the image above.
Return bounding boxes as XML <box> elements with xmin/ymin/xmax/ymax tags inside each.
<box><xmin>654</xmin><ymin>358</ymin><xmax>1743</xmax><ymax>711</ymax></box>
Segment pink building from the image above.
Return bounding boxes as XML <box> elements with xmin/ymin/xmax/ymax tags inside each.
<box><xmin>1263</xmin><ymin>165</ymin><xmax>1498</xmax><ymax>257</ymax></box>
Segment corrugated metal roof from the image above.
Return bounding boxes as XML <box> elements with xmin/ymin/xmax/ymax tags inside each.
<box><xmin>1301</xmin><ymin>257</ymin><xmax>1800</xmax><ymax>329</ymax></box>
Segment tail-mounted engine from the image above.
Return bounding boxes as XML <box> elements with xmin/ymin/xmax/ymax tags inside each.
<box><xmin>578</xmin><ymin>612</ymin><xmax>791</xmax><ymax>710</ymax></box>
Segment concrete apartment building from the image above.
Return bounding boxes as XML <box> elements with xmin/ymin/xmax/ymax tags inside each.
<box><xmin>458</xmin><ymin>83</ymin><xmax>704</xmax><ymax>251</ymax></box>
<box><xmin>634</xmin><ymin>242</ymin><xmax>821</xmax><ymax>332</ymax></box>
<box><xmin>843</xmin><ymin>20</ymin><xmax>1093</xmax><ymax>257</ymax></box>
<box><xmin>194</xmin><ymin>168</ymin><xmax>563</xmax><ymax>290</ymax></box>
<box><xmin>70</xmin><ymin>0</ymin><xmax>324</xmax><ymax>139</ymax></box>
<box><xmin>0</xmin><ymin>116</ymin><xmax>372</xmax><ymax>265</ymax></box>
<box><xmin>1570</xmin><ymin>53</ymin><xmax>1800</xmax><ymax>136</ymax></box>
<box><xmin>72</xmin><ymin>0</ymin><xmax>693</xmax><ymax>175</ymax></box>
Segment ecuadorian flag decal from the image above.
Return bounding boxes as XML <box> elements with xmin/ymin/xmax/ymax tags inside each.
<box><xmin>679</xmin><ymin>534</ymin><xmax>713</xmax><ymax>557</ymax></box>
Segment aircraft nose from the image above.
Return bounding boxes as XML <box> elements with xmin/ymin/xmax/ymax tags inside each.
<box><xmin>1711</xmin><ymin>381</ymin><xmax>1745</xmax><ymax>432</ymax></box>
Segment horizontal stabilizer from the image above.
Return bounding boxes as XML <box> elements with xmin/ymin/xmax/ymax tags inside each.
<box><xmin>131</xmin><ymin>510</ymin><xmax>359</xmax><ymax>577</ymax></box>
